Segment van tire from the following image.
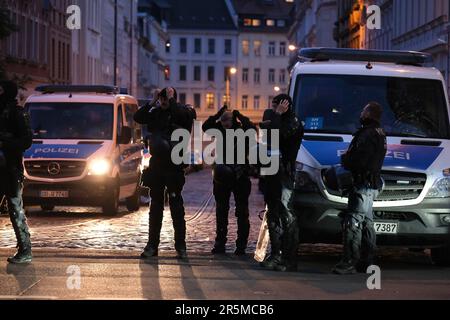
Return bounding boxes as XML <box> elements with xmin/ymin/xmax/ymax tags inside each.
<box><xmin>41</xmin><ymin>204</ymin><xmax>55</xmax><ymax>211</ymax></box>
<box><xmin>431</xmin><ymin>245</ymin><xmax>450</xmax><ymax>266</ymax></box>
<box><xmin>126</xmin><ymin>185</ymin><xmax>141</xmax><ymax>212</ymax></box>
<box><xmin>102</xmin><ymin>182</ymin><xmax>120</xmax><ymax>216</ymax></box>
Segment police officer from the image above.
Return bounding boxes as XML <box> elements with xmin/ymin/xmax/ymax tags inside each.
<box><xmin>333</xmin><ymin>101</ymin><xmax>387</xmax><ymax>275</ymax></box>
<box><xmin>134</xmin><ymin>87</ymin><xmax>195</xmax><ymax>259</ymax></box>
<box><xmin>260</xmin><ymin>94</ymin><xmax>303</xmax><ymax>272</ymax></box>
<box><xmin>0</xmin><ymin>80</ymin><xmax>33</xmax><ymax>264</ymax></box>
<box><xmin>202</xmin><ymin>106</ymin><xmax>256</xmax><ymax>255</ymax></box>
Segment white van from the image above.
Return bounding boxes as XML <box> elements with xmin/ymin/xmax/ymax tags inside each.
<box><xmin>290</xmin><ymin>48</ymin><xmax>450</xmax><ymax>266</ymax></box>
<box><xmin>22</xmin><ymin>85</ymin><xmax>143</xmax><ymax>216</ymax></box>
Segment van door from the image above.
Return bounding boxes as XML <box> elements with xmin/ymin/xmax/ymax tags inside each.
<box><xmin>117</xmin><ymin>102</ymin><xmax>142</xmax><ymax>198</ymax></box>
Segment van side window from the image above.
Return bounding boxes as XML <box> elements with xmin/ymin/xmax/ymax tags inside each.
<box><xmin>125</xmin><ymin>104</ymin><xmax>141</xmax><ymax>143</ymax></box>
<box><xmin>117</xmin><ymin>104</ymin><xmax>124</xmax><ymax>140</ymax></box>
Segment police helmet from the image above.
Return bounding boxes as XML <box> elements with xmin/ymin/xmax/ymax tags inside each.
<box><xmin>149</xmin><ymin>135</ymin><xmax>171</xmax><ymax>160</ymax></box>
<box><xmin>323</xmin><ymin>165</ymin><xmax>353</xmax><ymax>196</ymax></box>
<box><xmin>213</xmin><ymin>164</ymin><xmax>235</xmax><ymax>187</ymax></box>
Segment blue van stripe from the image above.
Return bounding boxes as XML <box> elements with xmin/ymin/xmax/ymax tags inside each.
<box><xmin>24</xmin><ymin>144</ymin><xmax>102</xmax><ymax>159</ymax></box>
<box><xmin>302</xmin><ymin>141</ymin><xmax>443</xmax><ymax>171</ymax></box>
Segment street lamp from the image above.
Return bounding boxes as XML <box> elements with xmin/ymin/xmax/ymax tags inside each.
<box><xmin>274</xmin><ymin>86</ymin><xmax>281</xmax><ymax>92</ymax></box>
<box><xmin>225</xmin><ymin>67</ymin><xmax>237</xmax><ymax>107</ymax></box>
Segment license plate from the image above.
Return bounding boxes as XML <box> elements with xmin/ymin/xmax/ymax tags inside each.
<box><xmin>374</xmin><ymin>222</ymin><xmax>398</xmax><ymax>234</ymax></box>
<box><xmin>40</xmin><ymin>191</ymin><xmax>69</xmax><ymax>198</ymax></box>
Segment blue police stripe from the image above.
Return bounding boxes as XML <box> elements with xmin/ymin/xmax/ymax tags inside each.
<box><xmin>24</xmin><ymin>144</ymin><xmax>102</xmax><ymax>159</ymax></box>
<box><xmin>302</xmin><ymin>141</ymin><xmax>443</xmax><ymax>171</ymax></box>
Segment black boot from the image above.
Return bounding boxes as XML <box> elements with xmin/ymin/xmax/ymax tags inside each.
<box><xmin>8</xmin><ymin>209</ymin><xmax>32</xmax><ymax>264</ymax></box>
<box><xmin>140</xmin><ymin>244</ymin><xmax>158</xmax><ymax>258</ymax></box>
<box><xmin>260</xmin><ymin>222</ymin><xmax>283</xmax><ymax>270</ymax></box>
<box><xmin>333</xmin><ymin>220</ymin><xmax>360</xmax><ymax>275</ymax></box>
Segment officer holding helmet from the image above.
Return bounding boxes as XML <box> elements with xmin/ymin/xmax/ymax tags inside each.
<box><xmin>333</xmin><ymin>101</ymin><xmax>387</xmax><ymax>275</ymax></box>
<box><xmin>0</xmin><ymin>80</ymin><xmax>33</xmax><ymax>264</ymax></box>
<box><xmin>134</xmin><ymin>87</ymin><xmax>195</xmax><ymax>260</ymax></box>
<box><xmin>202</xmin><ymin>106</ymin><xmax>256</xmax><ymax>255</ymax></box>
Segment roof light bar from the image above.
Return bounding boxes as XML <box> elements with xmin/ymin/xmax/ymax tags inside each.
<box><xmin>299</xmin><ymin>47</ymin><xmax>432</xmax><ymax>66</ymax></box>
<box><xmin>35</xmin><ymin>85</ymin><xmax>120</xmax><ymax>94</ymax></box>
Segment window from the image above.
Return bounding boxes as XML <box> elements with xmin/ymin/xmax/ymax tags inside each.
<box><xmin>268</xmin><ymin>69</ymin><xmax>275</xmax><ymax>83</ymax></box>
<box><xmin>268</xmin><ymin>96</ymin><xmax>274</xmax><ymax>108</ymax></box>
<box><xmin>279</xmin><ymin>42</ymin><xmax>286</xmax><ymax>56</ymax></box>
<box><xmin>208</xmin><ymin>39</ymin><xmax>215</xmax><ymax>54</ymax></box>
<box><xmin>277</xmin><ymin>20</ymin><xmax>286</xmax><ymax>27</ymax></box>
<box><xmin>164</xmin><ymin>66</ymin><xmax>170</xmax><ymax>80</ymax></box>
<box><xmin>254</xmin><ymin>40</ymin><xmax>261</xmax><ymax>56</ymax></box>
<box><xmin>254</xmin><ymin>68</ymin><xmax>260</xmax><ymax>84</ymax></box>
<box><xmin>242</xmin><ymin>68</ymin><xmax>249</xmax><ymax>83</ymax></box>
<box><xmin>179</xmin><ymin>93</ymin><xmax>186</xmax><ymax>105</ymax></box>
<box><xmin>279</xmin><ymin>69</ymin><xmax>286</xmax><ymax>84</ymax></box>
<box><xmin>194</xmin><ymin>38</ymin><xmax>201</xmax><ymax>54</ymax></box>
<box><xmin>225</xmin><ymin>39</ymin><xmax>232</xmax><ymax>55</ymax></box>
<box><xmin>242</xmin><ymin>40</ymin><xmax>249</xmax><ymax>56</ymax></box>
<box><xmin>242</xmin><ymin>95</ymin><xmax>248</xmax><ymax>109</ymax></box>
<box><xmin>266</xmin><ymin>19</ymin><xmax>275</xmax><ymax>26</ymax></box>
<box><xmin>194</xmin><ymin>66</ymin><xmax>201</xmax><ymax>81</ymax></box>
<box><xmin>268</xmin><ymin>41</ymin><xmax>275</xmax><ymax>56</ymax></box>
<box><xmin>206</xmin><ymin>93</ymin><xmax>215</xmax><ymax>109</ymax></box>
<box><xmin>179</xmin><ymin>65</ymin><xmax>186</xmax><ymax>81</ymax></box>
<box><xmin>194</xmin><ymin>93</ymin><xmax>201</xmax><ymax>109</ymax></box>
<box><xmin>179</xmin><ymin>38</ymin><xmax>187</xmax><ymax>53</ymax></box>
<box><xmin>252</xmin><ymin>19</ymin><xmax>261</xmax><ymax>26</ymax></box>
<box><xmin>208</xmin><ymin>66</ymin><xmax>215</xmax><ymax>82</ymax></box>
<box><xmin>117</xmin><ymin>105</ymin><xmax>124</xmax><ymax>140</ymax></box>
<box><xmin>243</xmin><ymin>18</ymin><xmax>252</xmax><ymax>26</ymax></box>
<box><xmin>254</xmin><ymin>96</ymin><xmax>260</xmax><ymax>110</ymax></box>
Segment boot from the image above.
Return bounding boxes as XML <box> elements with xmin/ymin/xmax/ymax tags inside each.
<box><xmin>8</xmin><ymin>209</ymin><xmax>32</xmax><ymax>264</ymax></box>
<box><xmin>260</xmin><ymin>222</ymin><xmax>283</xmax><ymax>270</ymax></box>
<box><xmin>140</xmin><ymin>244</ymin><xmax>158</xmax><ymax>258</ymax></box>
<box><xmin>260</xmin><ymin>254</ymin><xmax>282</xmax><ymax>270</ymax></box>
<box><xmin>332</xmin><ymin>220</ymin><xmax>360</xmax><ymax>275</ymax></box>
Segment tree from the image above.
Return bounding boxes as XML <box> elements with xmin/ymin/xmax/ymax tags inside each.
<box><xmin>0</xmin><ymin>0</ymin><xmax>18</xmax><ymax>80</ymax></box>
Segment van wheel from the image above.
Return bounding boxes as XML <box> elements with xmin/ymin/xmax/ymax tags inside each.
<box><xmin>102</xmin><ymin>182</ymin><xmax>120</xmax><ymax>216</ymax></box>
<box><xmin>126</xmin><ymin>185</ymin><xmax>141</xmax><ymax>212</ymax></box>
<box><xmin>431</xmin><ymin>245</ymin><xmax>450</xmax><ymax>266</ymax></box>
<box><xmin>41</xmin><ymin>204</ymin><xmax>55</xmax><ymax>211</ymax></box>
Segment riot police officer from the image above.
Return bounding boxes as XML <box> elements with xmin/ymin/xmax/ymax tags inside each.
<box><xmin>333</xmin><ymin>101</ymin><xmax>387</xmax><ymax>275</ymax></box>
<box><xmin>202</xmin><ymin>106</ymin><xmax>256</xmax><ymax>255</ymax></box>
<box><xmin>134</xmin><ymin>87</ymin><xmax>195</xmax><ymax>259</ymax></box>
<box><xmin>0</xmin><ymin>80</ymin><xmax>33</xmax><ymax>264</ymax></box>
<box><xmin>260</xmin><ymin>94</ymin><xmax>303</xmax><ymax>272</ymax></box>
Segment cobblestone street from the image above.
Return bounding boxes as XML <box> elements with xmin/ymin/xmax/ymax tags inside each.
<box><xmin>0</xmin><ymin>169</ymin><xmax>266</xmax><ymax>253</ymax></box>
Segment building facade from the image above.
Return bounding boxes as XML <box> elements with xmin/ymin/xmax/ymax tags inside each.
<box><xmin>164</xmin><ymin>0</ymin><xmax>238</xmax><ymax>120</ymax></box>
<box><xmin>335</xmin><ymin>0</ymin><xmax>450</xmax><ymax>92</ymax></box>
<box><xmin>137</xmin><ymin>0</ymin><xmax>170</xmax><ymax>99</ymax></box>
<box><xmin>1</xmin><ymin>0</ymin><xmax>71</xmax><ymax>103</ymax></box>
<box><xmin>231</xmin><ymin>0</ymin><xmax>294</xmax><ymax>122</ymax></box>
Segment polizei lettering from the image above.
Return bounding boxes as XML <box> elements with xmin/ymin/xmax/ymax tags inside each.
<box><xmin>34</xmin><ymin>147</ymin><xmax>80</xmax><ymax>155</ymax></box>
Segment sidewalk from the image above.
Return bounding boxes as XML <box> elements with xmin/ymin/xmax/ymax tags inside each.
<box><xmin>1</xmin><ymin>248</ymin><xmax>450</xmax><ymax>300</ymax></box>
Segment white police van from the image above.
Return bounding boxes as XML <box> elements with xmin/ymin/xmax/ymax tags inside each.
<box><xmin>22</xmin><ymin>85</ymin><xmax>143</xmax><ymax>216</ymax></box>
<box><xmin>290</xmin><ymin>48</ymin><xmax>450</xmax><ymax>265</ymax></box>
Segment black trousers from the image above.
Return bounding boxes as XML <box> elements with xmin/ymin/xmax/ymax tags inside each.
<box><xmin>213</xmin><ymin>175</ymin><xmax>251</xmax><ymax>250</ymax></box>
<box><xmin>147</xmin><ymin>168</ymin><xmax>186</xmax><ymax>251</ymax></box>
<box><xmin>263</xmin><ymin>166</ymin><xmax>298</xmax><ymax>264</ymax></box>
<box><xmin>0</xmin><ymin>170</ymin><xmax>31</xmax><ymax>251</ymax></box>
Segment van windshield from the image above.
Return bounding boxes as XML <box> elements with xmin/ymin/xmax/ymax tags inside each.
<box><xmin>293</xmin><ymin>74</ymin><xmax>450</xmax><ymax>139</ymax></box>
<box><xmin>26</xmin><ymin>103</ymin><xmax>114</xmax><ymax>140</ymax></box>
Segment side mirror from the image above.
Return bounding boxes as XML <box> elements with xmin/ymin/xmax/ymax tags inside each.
<box><xmin>119</xmin><ymin>126</ymin><xmax>132</xmax><ymax>144</ymax></box>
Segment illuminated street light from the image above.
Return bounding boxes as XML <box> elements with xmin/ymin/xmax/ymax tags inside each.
<box><xmin>225</xmin><ymin>67</ymin><xmax>237</xmax><ymax>107</ymax></box>
<box><xmin>288</xmin><ymin>44</ymin><xmax>297</xmax><ymax>51</ymax></box>
<box><xmin>274</xmin><ymin>86</ymin><xmax>281</xmax><ymax>92</ymax></box>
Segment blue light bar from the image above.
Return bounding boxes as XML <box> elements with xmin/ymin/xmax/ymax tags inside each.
<box><xmin>299</xmin><ymin>47</ymin><xmax>432</xmax><ymax>66</ymax></box>
<box><xmin>35</xmin><ymin>85</ymin><xmax>120</xmax><ymax>94</ymax></box>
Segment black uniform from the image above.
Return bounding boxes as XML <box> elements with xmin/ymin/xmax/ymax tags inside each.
<box><xmin>134</xmin><ymin>98</ymin><xmax>194</xmax><ymax>256</ymax></box>
<box><xmin>335</xmin><ymin>118</ymin><xmax>387</xmax><ymax>273</ymax></box>
<box><xmin>0</xmin><ymin>81</ymin><xmax>33</xmax><ymax>264</ymax></box>
<box><xmin>260</xmin><ymin>105</ymin><xmax>303</xmax><ymax>270</ymax></box>
<box><xmin>202</xmin><ymin>108</ymin><xmax>256</xmax><ymax>254</ymax></box>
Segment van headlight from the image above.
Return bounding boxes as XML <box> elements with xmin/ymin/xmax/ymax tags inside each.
<box><xmin>294</xmin><ymin>162</ymin><xmax>319</xmax><ymax>193</ymax></box>
<box><xmin>426</xmin><ymin>178</ymin><xmax>450</xmax><ymax>198</ymax></box>
<box><xmin>88</xmin><ymin>159</ymin><xmax>111</xmax><ymax>176</ymax></box>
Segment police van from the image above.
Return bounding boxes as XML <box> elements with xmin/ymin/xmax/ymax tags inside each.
<box><xmin>290</xmin><ymin>48</ymin><xmax>450</xmax><ymax>265</ymax></box>
<box><xmin>22</xmin><ymin>85</ymin><xmax>143</xmax><ymax>216</ymax></box>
